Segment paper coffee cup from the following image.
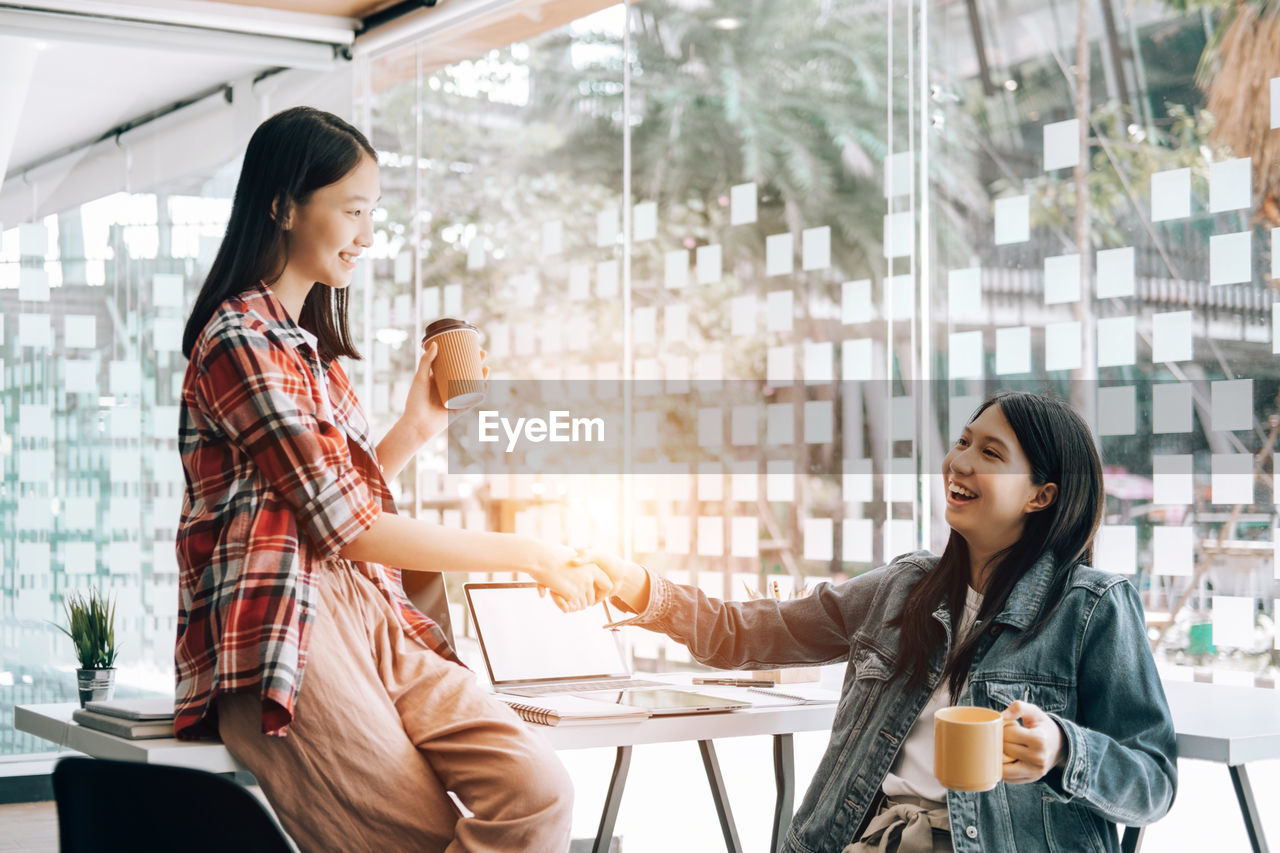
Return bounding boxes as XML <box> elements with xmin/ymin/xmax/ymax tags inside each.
<box><xmin>934</xmin><ymin>705</ymin><xmax>1010</xmax><ymax>792</ymax></box>
<box><xmin>422</xmin><ymin>318</ymin><xmax>485</xmax><ymax>410</ymax></box>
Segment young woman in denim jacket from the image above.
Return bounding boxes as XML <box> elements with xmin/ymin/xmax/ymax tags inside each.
<box><xmin>590</xmin><ymin>391</ymin><xmax>1177</xmax><ymax>853</ymax></box>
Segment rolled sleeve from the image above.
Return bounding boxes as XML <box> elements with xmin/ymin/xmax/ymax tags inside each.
<box><xmin>196</xmin><ymin>322</ymin><xmax>379</xmax><ymax>557</ymax></box>
<box><xmin>605</xmin><ymin>567</ymin><xmax>672</xmax><ymax>628</ymax></box>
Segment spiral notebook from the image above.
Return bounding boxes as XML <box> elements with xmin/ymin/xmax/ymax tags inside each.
<box><xmin>494</xmin><ymin>693</ymin><xmax>650</xmax><ymax>727</ymax></box>
<box><xmin>745</xmin><ymin>685</ymin><xmax>842</xmax><ymax>706</ymax></box>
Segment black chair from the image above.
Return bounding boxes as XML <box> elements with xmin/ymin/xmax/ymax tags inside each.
<box><xmin>52</xmin><ymin>756</ymin><xmax>294</xmax><ymax>853</ymax></box>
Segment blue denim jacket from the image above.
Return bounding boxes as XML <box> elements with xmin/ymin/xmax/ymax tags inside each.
<box><xmin>611</xmin><ymin>550</ymin><xmax>1177</xmax><ymax>853</ymax></box>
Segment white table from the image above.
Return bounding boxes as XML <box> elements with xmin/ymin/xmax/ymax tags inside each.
<box><xmin>16</xmin><ymin>700</ymin><xmax>837</xmax><ymax>853</ymax></box>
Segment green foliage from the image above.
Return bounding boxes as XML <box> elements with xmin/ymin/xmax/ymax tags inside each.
<box><xmin>55</xmin><ymin>588</ymin><xmax>119</xmax><ymax>670</ymax></box>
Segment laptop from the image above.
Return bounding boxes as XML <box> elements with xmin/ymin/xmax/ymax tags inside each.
<box><xmin>464</xmin><ymin>582</ymin><xmax>749</xmax><ymax>716</ymax></box>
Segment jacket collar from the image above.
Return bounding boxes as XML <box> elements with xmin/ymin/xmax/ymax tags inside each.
<box><xmin>926</xmin><ymin>549</ymin><xmax>1061</xmax><ymax>633</ymax></box>
<box><xmin>240</xmin><ymin>281</ymin><xmax>323</xmax><ymax>359</ymax></box>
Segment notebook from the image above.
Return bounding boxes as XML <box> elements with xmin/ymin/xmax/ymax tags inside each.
<box><xmin>465</xmin><ymin>582</ymin><xmax>750</xmax><ymax>716</ymax></box>
<box><xmin>84</xmin><ymin>697</ymin><xmax>175</xmax><ymax>721</ymax></box>
<box><xmin>493</xmin><ymin>693</ymin><xmax>649</xmax><ymax>727</ymax></box>
<box><xmin>73</xmin><ymin>709</ymin><xmax>175</xmax><ymax>740</ymax></box>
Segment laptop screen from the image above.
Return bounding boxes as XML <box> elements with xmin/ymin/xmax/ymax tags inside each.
<box><xmin>466</xmin><ymin>583</ymin><xmax>631</xmax><ymax>686</ymax></box>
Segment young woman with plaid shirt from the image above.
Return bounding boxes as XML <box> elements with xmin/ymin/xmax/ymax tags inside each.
<box><xmin>177</xmin><ymin>107</ymin><xmax>612</xmax><ymax>852</ymax></box>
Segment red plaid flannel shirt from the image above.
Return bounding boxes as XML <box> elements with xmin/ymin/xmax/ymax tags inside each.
<box><xmin>175</xmin><ymin>282</ymin><xmax>458</xmax><ymax>739</ymax></box>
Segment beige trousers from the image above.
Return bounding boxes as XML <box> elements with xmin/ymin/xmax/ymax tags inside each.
<box><xmin>216</xmin><ymin>563</ymin><xmax>574</xmax><ymax>853</ymax></box>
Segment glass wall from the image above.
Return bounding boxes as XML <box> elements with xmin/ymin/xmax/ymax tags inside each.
<box><xmin>4</xmin><ymin>0</ymin><xmax>1278</xmax><ymax>763</ymax></box>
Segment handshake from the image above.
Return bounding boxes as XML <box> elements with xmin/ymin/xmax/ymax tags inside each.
<box><xmin>531</xmin><ymin>546</ymin><xmax>647</xmax><ymax>613</ymax></box>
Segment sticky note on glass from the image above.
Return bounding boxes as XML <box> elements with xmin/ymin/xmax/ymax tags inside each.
<box><xmin>633</xmin><ymin>306</ymin><xmax>656</xmax><ymax>345</ymax></box>
<box><xmin>949</xmin><ymin>330</ymin><xmax>984</xmax><ymax>379</ymax></box>
<box><xmin>994</xmin><ymin>195</ymin><xmax>1030</xmax><ymax>245</ymax></box>
<box><xmin>1045</xmin><ymin>321</ymin><xmax>1082</xmax><ymax>372</ymax></box>
<box><xmin>843</xmin><ymin>338</ymin><xmax>873</xmax><ymax>381</ymax></box>
<box><xmin>887</xmin><ymin>457</ymin><xmax>916</xmax><ymax>503</ymax></box>
<box><xmin>18</xmin><ymin>542</ymin><xmax>51</xmax><ymax>574</ymax></box>
<box><xmin>153</xmin><ymin>273</ymin><xmax>185</xmax><ymax>307</ymax></box>
<box><xmin>883</xmin><ymin>211</ymin><xmax>912</xmax><ymax>259</ymax></box>
<box><xmin>803</xmin><ymin>226</ymin><xmax>831</xmax><ymax>271</ymax></box>
<box><xmin>569</xmin><ymin>264</ymin><xmax>590</xmax><ymax>301</ymax></box>
<box><xmin>767</xmin><ymin>460</ymin><xmax>795</xmax><ymax>502</ymax></box>
<box><xmin>467</xmin><ymin>238</ymin><xmax>486</xmax><ymax>270</ymax></box>
<box><xmin>698</xmin><ymin>408</ymin><xmax>723</xmax><ymax>448</ymax></box>
<box><xmin>61</xmin><ymin>315</ymin><xmax>95</xmax><ymax>350</ymax></box>
<box><xmin>634</xmin><ymin>516</ymin><xmax>659</xmax><ymax>554</ymax></box>
<box><xmin>766</xmin><ymin>290</ymin><xmax>793</xmax><ymax>332</ymax></box>
<box><xmin>19</xmin><ymin>314</ymin><xmax>51</xmax><ymax>348</ymax></box>
<box><xmin>803</xmin><ymin>518</ymin><xmax>834</xmax><ymax>561</ymax></box>
<box><xmin>664</xmin><ymin>304</ymin><xmax>688</xmax><ymax>344</ymax></box>
<box><xmin>697</xmin><ymin>244</ymin><xmax>722</xmax><ymax>284</ymax></box>
<box><xmin>884</xmin><ymin>151</ymin><xmax>912</xmax><ymax>198</ymax></box>
<box><xmin>1151</xmin><ymin>168</ymin><xmax>1191</xmax><ymax>222</ymax></box>
<box><xmin>1152</xmin><ymin>526</ymin><xmax>1194</xmax><ymax>577</ymax></box>
<box><xmin>597</xmin><ymin>259</ymin><xmax>619</xmax><ymax>299</ymax></box>
<box><xmin>665</xmin><ymin>516</ymin><xmax>692</xmax><ymax>555</ymax></box>
<box><xmin>1212</xmin><ymin>596</ymin><xmax>1255</xmax><ymax>649</ymax></box>
<box><xmin>1096</xmin><ymin>247</ymin><xmax>1134</xmax><ymax>299</ymax></box>
<box><xmin>804</xmin><ymin>341</ymin><xmax>833</xmax><ymax>384</ymax></box>
<box><xmin>1043</xmin><ymin>119</ymin><xmax>1079</xmax><ymax>171</ymax></box>
<box><xmin>65</xmin><ymin>360</ymin><xmax>96</xmax><ymax>393</ymax></box>
<box><xmin>1153</xmin><ymin>383</ymin><xmax>1193</xmax><ymax>433</ymax></box>
<box><xmin>766</xmin><ymin>233</ymin><xmax>793</xmax><ymax>276</ymax></box>
<box><xmin>514</xmin><ymin>324</ymin><xmax>536</xmax><ymax>355</ymax></box>
<box><xmin>393</xmin><ymin>253</ymin><xmax>411</xmax><ymax>285</ymax></box>
<box><xmin>948</xmin><ymin>268</ymin><xmax>981</xmax><ymax>315</ymax></box>
<box><xmin>890</xmin><ymin>397</ymin><xmax>916</xmax><ymax>442</ymax></box>
<box><xmin>633</xmin><ymin>201</ymin><xmax>657</xmax><ymax>242</ymax></box>
<box><xmin>731</xmin><ymin>295</ymin><xmax>757</xmax><ymax>336</ymax></box>
<box><xmin>766</xmin><ymin>403</ymin><xmax>794</xmax><ymax>446</ymax></box>
<box><xmin>664</xmin><ymin>355</ymin><xmax>690</xmax><ymax>394</ymax></box>
<box><xmin>1212</xmin><ymin>454</ymin><xmax>1254</xmax><ymax>504</ymax></box>
<box><xmin>542</xmin><ymin>220</ymin><xmax>563</xmax><ymax>256</ymax></box>
<box><xmin>843</xmin><ymin>279</ymin><xmax>873</xmax><ymax>324</ymax></box>
<box><xmin>995</xmin><ymin>326</ymin><xmax>1031</xmax><ymax>375</ymax></box>
<box><xmin>422</xmin><ymin>286</ymin><xmax>440</xmax><ymax>320</ymax></box>
<box><xmin>843</xmin><ymin>518</ymin><xmax>874</xmax><ymax>563</ymax></box>
<box><xmin>153</xmin><ymin>318</ymin><xmax>182</xmax><ymax>352</ymax></box>
<box><xmin>731</xmin><ymin>516</ymin><xmax>759</xmax><ymax>557</ymax></box>
<box><xmin>110</xmin><ymin>450</ymin><xmax>142</xmax><ymax>484</ymax></box>
<box><xmin>597</xmin><ymin>206</ymin><xmax>619</xmax><ymax>247</ymax></box>
<box><xmin>443</xmin><ymin>283</ymin><xmax>462</xmax><ymax>316</ymax></box>
<box><xmin>1153</xmin><ymin>455</ymin><xmax>1194</xmax><ymax>504</ymax></box>
<box><xmin>890</xmin><ymin>274</ymin><xmax>914</xmax><ymax>318</ymax></box>
<box><xmin>1152</xmin><ymin>311</ymin><xmax>1193</xmax><ymax>363</ymax></box>
<box><xmin>843</xmin><ymin>458</ymin><xmax>874</xmax><ymax>503</ymax></box>
<box><xmin>697</xmin><ymin>463</ymin><xmax>724</xmax><ymax>501</ymax></box>
<box><xmin>1212</xmin><ymin>378</ymin><xmax>1252</xmax><ymax>431</ymax></box>
<box><xmin>805</xmin><ymin>400</ymin><xmax>834</xmax><ymax>444</ymax></box>
<box><xmin>1097</xmin><ymin>385</ymin><xmax>1136</xmax><ymax>435</ymax></box>
<box><xmin>731</xmin><ymin>405</ymin><xmax>759</xmax><ymax>445</ymax></box>
<box><xmin>19</xmin><ymin>223</ymin><xmax>48</xmax><ymax>257</ymax></box>
<box><xmin>767</xmin><ymin>346</ymin><xmax>794</xmax><ymax>385</ymax></box>
<box><xmin>19</xmin><ymin>404</ymin><xmax>52</xmax><ymax>438</ymax></box>
<box><xmin>664</xmin><ymin>249</ymin><xmax>689</xmax><ymax>289</ymax></box>
<box><xmin>19</xmin><ymin>450</ymin><xmax>53</xmax><ymax>483</ymax></box>
<box><xmin>884</xmin><ymin>520</ymin><xmax>916</xmax><ymax>559</ymax></box>
<box><xmin>1096</xmin><ymin>316</ymin><xmax>1135</xmax><ymax>367</ymax></box>
<box><xmin>110</xmin><ymin>407</ymin><xmax>141</xmax><ymax>440</ymax></box>
<box><xmin>1209</xmin><ymin>158</ymin><xmax>1251</xmax><ymax>213</ymax></box>
<box><xmin>694</xmin><ymin>351</ymin><xmax>723</xmax><ymax>385</ymax></box>
<box><xmin>1094</xmin><ymin>525</ymin><xmax>1136</xmax><ymax>575</ymax></box>
<box><xmin>1044</xmin><ymin>253</ymin><xmax>1081</xmax><ymax>304</ymax></box>
<box><xmin>1210</xmin><ymin>231</ymin><xmax>1251</xmax><ymax>286</ymax></box>
<box><xmin>730</xmin><ymin>182</ymin><xmax>757</xmax><ymax>225</ymax></box>
<box><xmin>19</xmin><ymin>268</ymin><xmax>49</xmax><ymax>302</ymax></box>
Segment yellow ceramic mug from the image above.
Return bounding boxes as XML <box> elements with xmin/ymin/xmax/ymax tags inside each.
<box><xmin>933</xmin><ymin>706</ymin><xmax>1017</xmax><ymax>792</ymax></box>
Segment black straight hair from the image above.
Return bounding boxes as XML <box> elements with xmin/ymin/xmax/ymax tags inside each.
<box><xmin>182</xmin><ymin>106</ymin><xmax>375</xmax><ymax>362</ymax></box>
<box><xmin>888</xmin><ymin>391</ymin><xmax>1105</xmax><ymax>702</ymax></box>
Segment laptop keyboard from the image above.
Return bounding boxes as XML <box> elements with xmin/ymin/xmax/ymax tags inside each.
<box><xmin>504</xmin><ymin>678</ymin><xmax>668</xmax><ymax>696</ymax></box>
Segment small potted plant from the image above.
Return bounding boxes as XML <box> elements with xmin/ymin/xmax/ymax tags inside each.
<box><xmin>56</xmin><ymin>588</ymin><xmax>120</xmax><ymax>707</ymax></box>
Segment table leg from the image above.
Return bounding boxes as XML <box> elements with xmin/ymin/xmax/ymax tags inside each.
<box><xmin>1120</xmin><ymin>825</ymin><xmax>1145</xmax><ymax>853</ymax></box>
<box><xmin>772</xmin><ymin>734</ymin><xmax>795</xmax><ymax>853</ymax></box>
<box><xmin>698</xmin><ymin>739</ymin><xmax>744</xmax><ymax>853</ymax></box>
<box><xmin>593</xmin><ymin>745</ymin><xmax>632</xmax><ymax>853</ymax></box>
<box><xmin>1229</xmin><ymin>764</ymin><xmax>1270</xmax><ymax>853</ymax></box>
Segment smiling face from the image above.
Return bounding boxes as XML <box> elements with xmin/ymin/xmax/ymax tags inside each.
<box><xmin>280</xmin><ymin>153</ymin><xmax>380</xmax><ymax>290</ymax></box>
<box><xmin>942</xmin><ymin>403</ymin><xmax>1058</xmax><ymax>562</ymax></box>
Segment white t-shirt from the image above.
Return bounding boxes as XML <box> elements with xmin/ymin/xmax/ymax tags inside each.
<box><xmin>880</xmin><ymin>584</ymin><xmax>985</xmax><ymax>804</ymax></box>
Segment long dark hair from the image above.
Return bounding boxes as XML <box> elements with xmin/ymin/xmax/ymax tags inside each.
<box><xmin>889</xmin><ymin>391</ymin><xmax>1104</xmax><ymax>702</ymax></box>
<box><xmin>182</xmin><ymin>106</ymin><xmax>374</xmax><ymax>361</ymax></box>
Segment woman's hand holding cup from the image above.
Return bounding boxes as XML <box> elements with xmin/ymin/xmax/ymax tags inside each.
<box><xmin>999</xmin><ymin>700</ymin><xmax>1068</xmax><ymax>784</ymax></box>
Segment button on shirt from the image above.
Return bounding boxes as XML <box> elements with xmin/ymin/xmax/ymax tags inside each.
<box><xmin>880</xmin><ymin>584</ymin><xmax>985</xmax><ymax>804</ymax></box>
<box><xmin>174</xmin><ymin>282</ymin><xmax>458</xmax><ymax>739</ymax></box>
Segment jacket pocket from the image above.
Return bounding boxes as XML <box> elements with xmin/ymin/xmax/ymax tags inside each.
<box><xmin>984</xmin><ymin>679</ymin><xmax>1069</xmax><ymax>715</ymax></box>
<box><xmin>845</xmin><ymin>645</ymin><xmax>895</xmax><ymax>732</ymax></box>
